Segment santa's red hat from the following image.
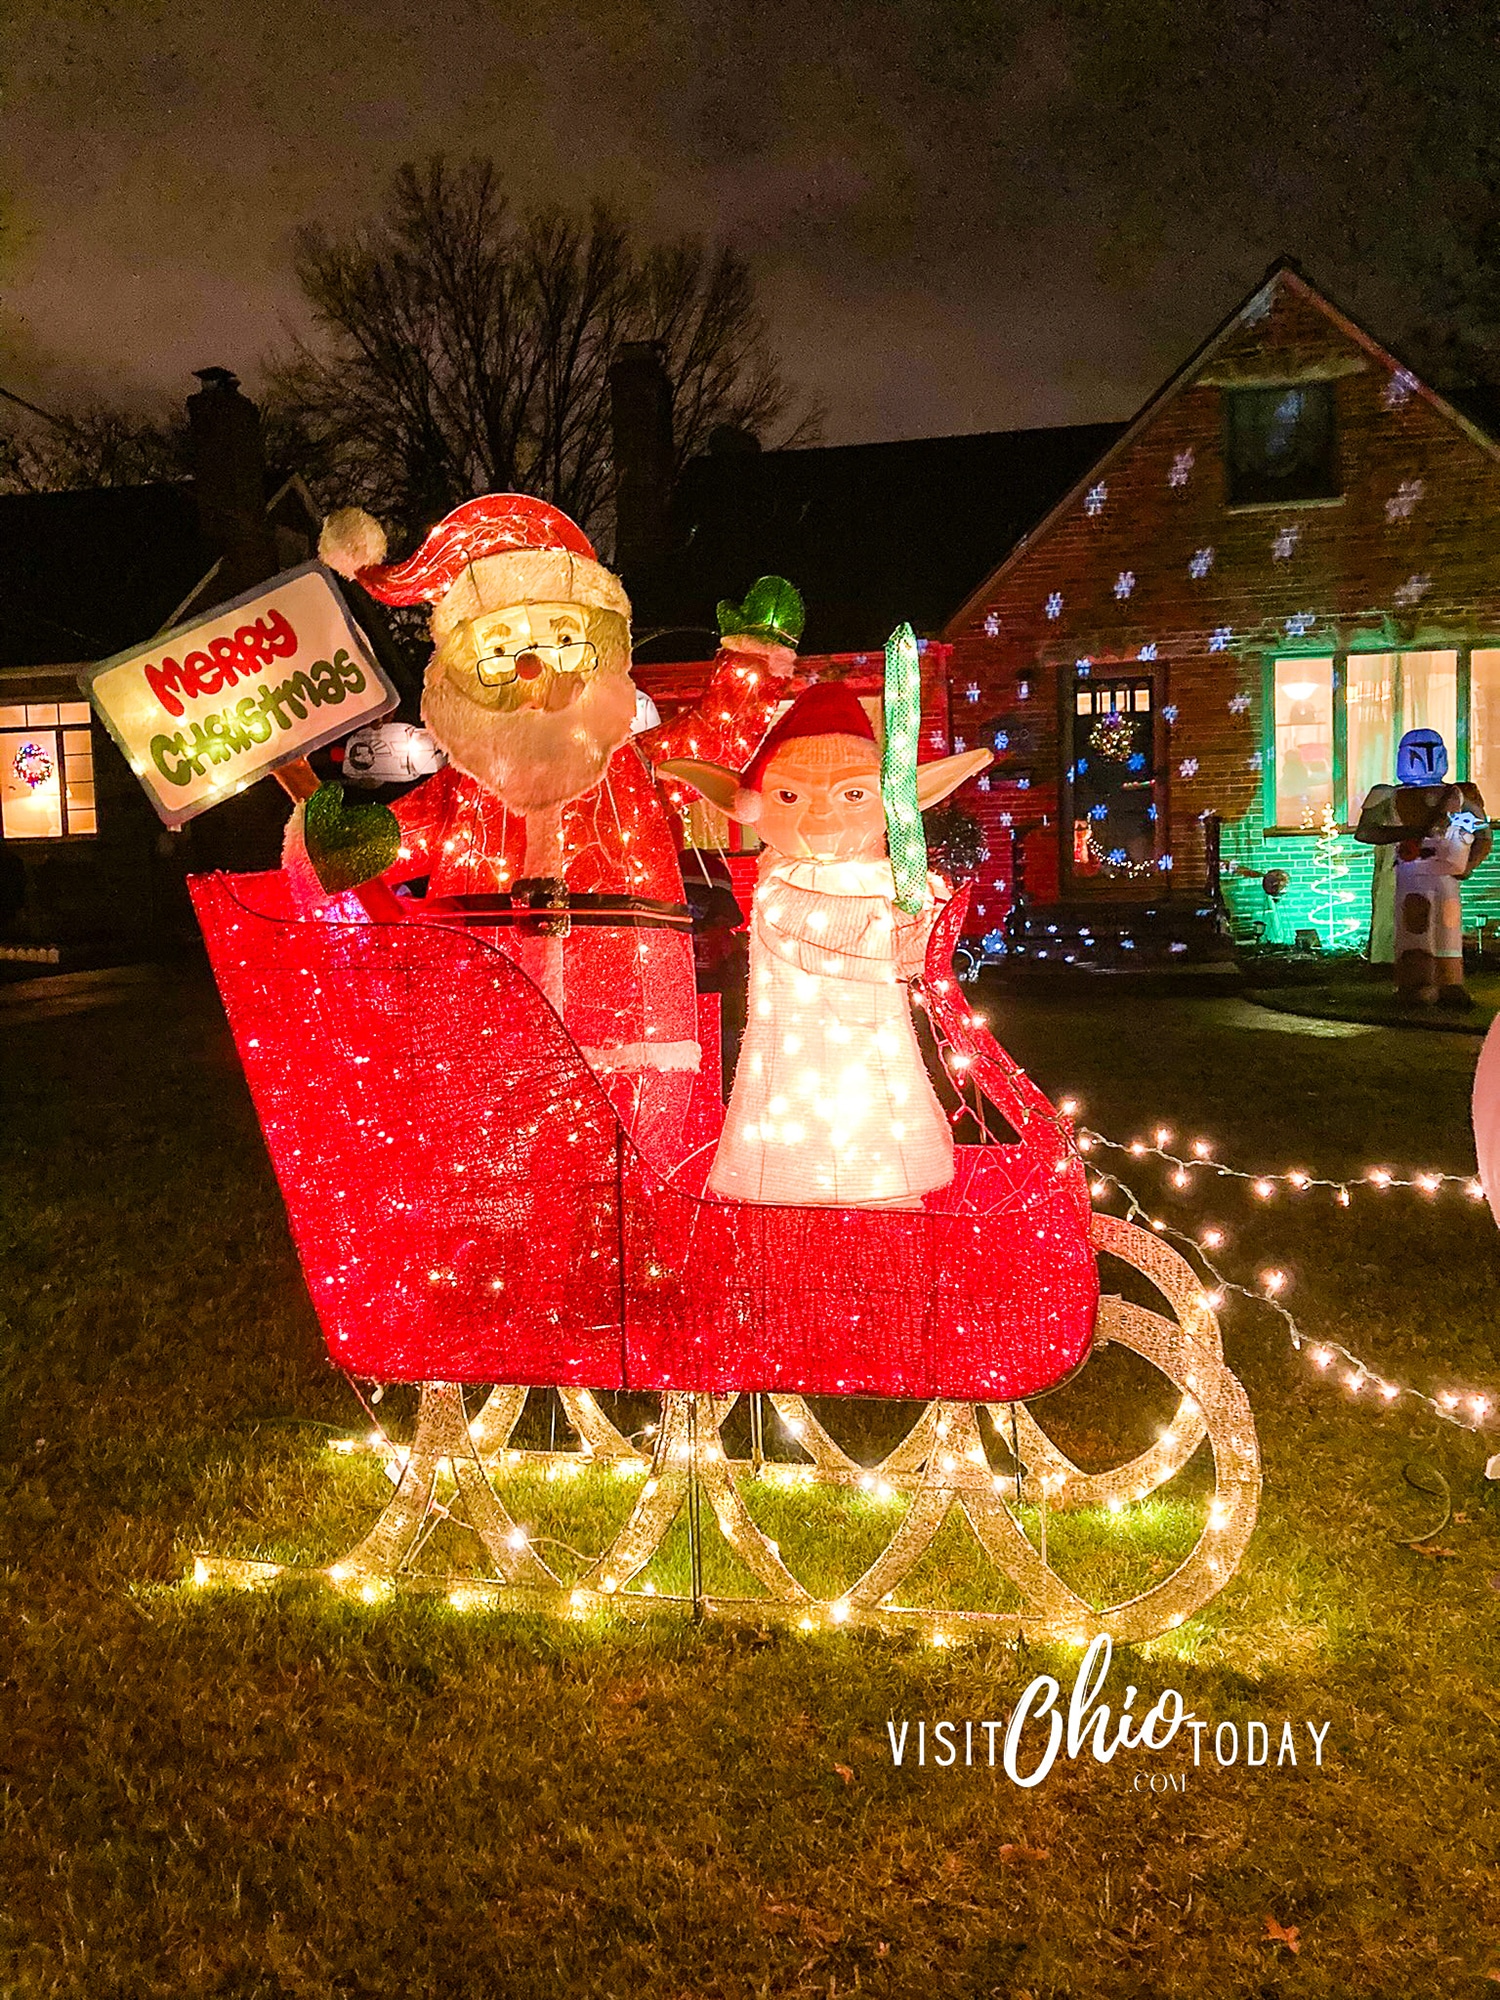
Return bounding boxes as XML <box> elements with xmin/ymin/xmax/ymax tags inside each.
<box><xmin>741</xmin><ymin>682</ymin><xmax>876</xmax><ymax>791</ymax></box>
<box><xmin>319</xmin><ymin>493</ymin><xmax>631</xmax><ymax>636</ymax></box>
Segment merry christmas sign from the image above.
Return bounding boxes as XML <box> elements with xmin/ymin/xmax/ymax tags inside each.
<box><xmin>82</xmin><ymin>563</ymin><xmax>400</xmax><ymax>827</ymax></box>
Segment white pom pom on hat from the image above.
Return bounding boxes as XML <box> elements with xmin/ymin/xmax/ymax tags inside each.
<box><xmin>319</xmin><ymin>507</ymin><xmax>389</xmax><ymax>580</ymax></box>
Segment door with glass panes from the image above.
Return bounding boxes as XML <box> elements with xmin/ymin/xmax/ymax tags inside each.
<box><xmin>1069</xmin><ymin>674</ymin><xmax>1158</xmax><ymax>886</ymax></box>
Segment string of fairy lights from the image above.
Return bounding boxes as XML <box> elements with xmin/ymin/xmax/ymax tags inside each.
<box><xmin>921</xmin><ymin>1001</ymin><xmax>1497</xmax><ymax>1437</ymax></box>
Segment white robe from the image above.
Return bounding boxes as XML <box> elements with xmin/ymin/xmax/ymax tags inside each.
<box><xmin>708</xmin><ymin>855</ymin><xmax>955</xmax><ymax>1207</ymax></box>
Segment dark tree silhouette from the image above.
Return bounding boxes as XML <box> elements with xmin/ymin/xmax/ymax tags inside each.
<box><xmin>271</xmin><ymin>156</ymin><xmax>818</xmax><ymax>548</ymax></box>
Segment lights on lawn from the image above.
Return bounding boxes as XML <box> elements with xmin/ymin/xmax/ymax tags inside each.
<box><xmin>1084</xmin><ymin>1127</ymin><xmax>1486</xmax><ymax>1207</ymax></box>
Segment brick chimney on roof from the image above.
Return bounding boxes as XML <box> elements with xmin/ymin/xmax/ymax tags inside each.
<box><xmin>186</xmin><ymin>367</ymin><xmax>278</xmax><ymax>598</ymax></box>
<box><xmin>609</xmin><ymin>341</ymin><xmax>674</xmax><ymax>576</ymax></box>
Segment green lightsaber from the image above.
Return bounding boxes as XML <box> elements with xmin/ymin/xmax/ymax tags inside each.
<box><xmin>881</xmin><ymin>620</ymin><xmax>927</xmax><ymax>914</ymax></box>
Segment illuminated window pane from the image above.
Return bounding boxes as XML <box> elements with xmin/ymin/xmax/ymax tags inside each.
<box><xmin>67</xmin><ymin>806</ymin><xmax>96</xmax><ymax>833</ymax></box>
<box><xmin>1273</xmin><ymin>657</ymin><xmax>1334</xmax><ymax>825</ymax></box>
<box><xmin>1</xmin><ymin>727</ymin><xmax>64</xmax><ymax>837</ymax></box>
<box><xmin>1400</xmin><ymin>650</ymin><xmax>1457</xmax><ymax>756</ymax></box>
<box><xmin>1346</xmin><ymin>652</ymin><xmax>1395</xmax><ymax>813</ymax></box>
<box><xmin>0</xmin><ymin>705</ymin><xmax>25</xmax><ymax>727</ymax></box>
<box><xmin>58</xmin><ymin>702</ymin><xmax>91</xmax><ymax>724</ymax></box>
<box><xmin>1471</xmin><ymin>651</ymin><xmax>1500</xmax><ymax>796</ymax></box>
<box><xmin>1075</xmin><ymin>691</ymin><xmax>1091</xmax><ymax>715</ymax></box>
<box><xmin>1133</xmin><ymin>689</ymin><xmax>1151</xmax><ymax>711</ymax></box>
<box><xmin>24</xmin><ymin>704</ymin><xmax>59</xmax><ymax>726</ymax></box>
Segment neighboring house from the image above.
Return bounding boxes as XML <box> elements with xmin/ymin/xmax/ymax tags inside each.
<box><xmin>942</xmin><ymin>260</ymin><xmax>1500</xmax><ymax>948</ymax></box>
<box><xmin>633</xmin><ymin>260</ymin><xmax>1500</xmax><ymax>954</ymax></box>
<box><xmin>0</xmin><ymin>370</ymin><xmax>408</xmax><ymax>957</ymax></box>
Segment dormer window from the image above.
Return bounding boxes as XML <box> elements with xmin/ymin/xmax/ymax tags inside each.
<box><xmin>1225</xmin><ymin>381</ymin><xmax>1339</xmax><ymax>506</ymax></box>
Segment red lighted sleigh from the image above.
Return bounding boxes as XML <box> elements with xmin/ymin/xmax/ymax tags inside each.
<box><xmin>190</xmin><ymin>873</ymin><xmax>1098</xmax><ymax>1401</ymax></box>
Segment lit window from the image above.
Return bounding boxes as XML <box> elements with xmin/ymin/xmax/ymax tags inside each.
<box><xmin>1272</xmin><ymin>658</ymin><xmax>1333</xmax><ymax>825</ymax></box>
<box><xmin>1274</xmin><ymin>649</ymin><xmax>1461</xmax><ymax>828</ymax></box>
<box><xmin>0</xmin><ymin>701</ymin><xmax>96</xmax><ymax>839</ymax></box>
<box><xmin>1345</xmin><ymin>653</ymin><xmax>1395</xmax><ymax>811</ymax></box>
<box><xmin>1400</xmin><ymin>650</ymin><xmax>1458</xmax><ymax>753</ymax></box>
<box><xmin>1226</xmin><ymin>382</ymin><xmax>1339</xmax><ymax>506</ymax></box>
<box><xmin>1471</xmin><ymin>651</ymin><xmax>1500</xmax><ymax>795</ymax></box>
<box><xmin>1344</xmin><ymin>650</ymin><xmax>1456</xmax><ymax>814</ymax></box>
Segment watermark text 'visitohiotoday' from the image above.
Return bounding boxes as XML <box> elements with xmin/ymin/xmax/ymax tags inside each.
<box><xmin>885</xmin><ymin>1637</ymin><xmax>1331</xmax><ymax>1789</ymax></box>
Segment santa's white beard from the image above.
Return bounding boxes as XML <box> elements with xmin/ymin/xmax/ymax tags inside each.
<box><xmin>423</xmin><ymin>658</ymin><xmax>637</xmax><ymax>813</ymax></box>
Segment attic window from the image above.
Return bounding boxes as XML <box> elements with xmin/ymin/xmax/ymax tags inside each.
<box><xmin>1225</xmin><ymin>382</ymin><xmax>1339</xmax><ymax>506</ymax></box>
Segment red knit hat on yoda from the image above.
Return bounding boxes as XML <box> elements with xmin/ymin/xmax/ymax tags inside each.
<box><xmin>740</xmin><ymin>683</ymin><xmax>877</xmax><ymax>792</ymax></box>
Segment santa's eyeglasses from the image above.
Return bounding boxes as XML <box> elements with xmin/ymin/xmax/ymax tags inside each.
<box><xmin>473</xmin><ymin>638</ymin><xmax>599</xmax><ymax>687</ymax></box>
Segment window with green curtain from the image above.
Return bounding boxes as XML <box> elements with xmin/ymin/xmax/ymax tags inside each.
<box><xmin>1399</xmin><ymin>650</ymin><xmax>1458</xmax><ymax>756</ymax></box>
<box><xmin>1346</xmin><ymin>653</ymin><xmax>1395</xmax><ymax>812</ymax></box>
<box><xmin>1272</xmin><ymin>657</ymin><xmax>1334</xmax><ymax>825</ymax></box>
<box><xmin>1470</xmin><ymin>650</ymin><xmax>1500</xmax><ymax>797</ymax></box>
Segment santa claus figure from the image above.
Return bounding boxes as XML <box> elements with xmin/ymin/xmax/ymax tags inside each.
<box><xmin>312</xmin><ymin>492</ymin><xmax>802</xmax><ymax>1157</ymax></box>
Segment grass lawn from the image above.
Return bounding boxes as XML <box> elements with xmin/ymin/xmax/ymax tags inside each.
<box><xmin>3</xmin><ymin>966</ymin><xmax>1499</xmax><ymax>1998</ymax></box>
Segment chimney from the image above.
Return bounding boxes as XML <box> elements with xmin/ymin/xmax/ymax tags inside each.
<box><xmin>187</xmin><ymin>367</ymin><xmax>279</xmax><ymax>597</ymax></box>
<box><xmin>609</xmin><ymin>341</ymin><xmax>674</xmax><ymax>574</ymax></box>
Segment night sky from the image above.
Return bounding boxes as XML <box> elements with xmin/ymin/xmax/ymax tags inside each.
<box><xmin>3</xmin><ymin>0</ymin><xmax>1495</xmax><ymax>444</ymax></box>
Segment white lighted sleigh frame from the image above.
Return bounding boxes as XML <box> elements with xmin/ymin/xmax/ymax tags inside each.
<box><xmin>195</xmin><ymin>1211</ymin><xmax>1262</xmax><ymax>1645</ymax></box>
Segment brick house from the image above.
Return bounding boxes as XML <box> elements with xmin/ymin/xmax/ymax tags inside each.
<box><xmin>943</xmin><ymin>259</ymin><xmax>1500</xmax><ymax>952</ymax></box>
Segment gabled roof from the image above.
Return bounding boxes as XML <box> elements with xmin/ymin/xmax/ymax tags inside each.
<box><xmin>945</xmin><ymin>257</ymin><xmax>1500</xmax><ymax>636</ymax></box>
<box><xmin>627</xmin><ymin>422</ymin><xmax>1126</xmax><ymax>658</ymax></box>
<box><xmin>0</xmin><ymin>482</ymin><xmax>211</xmax><ymax>670</ymax></box>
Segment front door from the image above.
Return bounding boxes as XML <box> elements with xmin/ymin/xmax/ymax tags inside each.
<box><xmin>1068</xmin><ymin>673</ymin><xmax>1158</xmax><ymax>886</ymax></box>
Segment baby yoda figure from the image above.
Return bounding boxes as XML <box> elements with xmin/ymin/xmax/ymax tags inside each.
<box><xmin>660</xmin><ymin>683</ymin><xmax>990</xmax><ymax>1208</ymax></box>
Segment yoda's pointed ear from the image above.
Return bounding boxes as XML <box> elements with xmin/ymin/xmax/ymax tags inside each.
<box><xmin>915</xmin><ymin>748</ymin><xmax>992</xmax><ymax>811</ymax></box>
<box><xmin>656</xmin><ymin>758</ymin><xmax>750</xmax><ymax>818</ymax></box>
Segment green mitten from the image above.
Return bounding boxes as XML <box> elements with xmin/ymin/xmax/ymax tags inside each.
<box><xmin>302</xmin><ymin>781</ymin><xmax>401</xmax><ymax>895</ymax></box>
<box><xmin>716</xmin><ymin>575</ymin><xmax>805</xmax><ymax>649</ymax></box>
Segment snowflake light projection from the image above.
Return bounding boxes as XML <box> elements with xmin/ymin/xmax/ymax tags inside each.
<box><xmin>1386</xmin><ymin>479</ymin><xmax>1424</xmax><ymax>522</ymax></box>
<box><xmin>1162</xmin><ymin>703</ymin><xmax>1178</xmax><ymax>723</ymax></box>
<box><xmin>1272</xmin><ymin>526</ymin><xmax>1299</xmax><ymax>561</ymax></box>
<box><xmin>1383</xmin><ymin>368</ymin><xmax>1417</xmax><ymax>409</ymax></box>
<box><xmin>1249</xmin><ymin>749</ymin><xmax>1264</xmax><ymax>770</ymax></box>
<box><xmin>1229</xmin><ymin>692</ymin><xmax>1252</xmax><ymax>715</ymax></box>
<box><xmin>1114</xmin><ymin>571</ymin><xmax>1135</xmax><ymax>600</ymax></box>
<box><xmin>1169</xmin><ymin>450</ymin><xmax>1194</xmax><ymax>487</ymax></box>
<box><xmin>1076</xmin><ymin>657</ymin><xmax>1092</xmax><ymax>677</ymax></box>
<box><xmin>1139</xmin><ymin>643</ymin><xmax>1158</xmax><ymax>663</ymax></box>
<box><xmin>1179</xmin><ymin>757</ymin><xmax>1199</xmax><ymax>779</ymax></box>
<box><xmin>1085</xmin><ymin>482</ymin><xmax>1108</xmax><ymax>516</ymax></box>
<box><xmin>1394</xmin><ymin>573</ymin><xmax>1432</xmax><ymax>607</ymax></box>
<box><xmin>983</xmin><ymin>612</ymin><xmax>1000</xmax><ymax>637</ymax></box>
<box><xmin>1189</xmin><ymin>547</ymin><xmax>1215</xmax><ymax>579</ymax></box>
<box><xmin>976</xmin><ymin>775</ymin><xmax>991</xmax><ymax>792</ymax></box>
<box><xmin>1210</xmin><ymin>626</ymin><xmax>1233</xmax><ymax>653</ymax></box>
<box><xmin>964</xmin><ymin>682</ymin><xmax>981</xmax><ymax>703</ymax></box>
<box><xmin>1045</xmin><ymin>592</ymin><xmax>1064</xmax><ymax>620</ymax></box>
<box><xmin>998</xmin><ymin>810</ymin><xmax>1013</xmax><ymax>825</ymax></box>
<box><xmin>1285</xmin><ymin>612</ymin><xmax>1317</xmax><ymax>637</ymax></box>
